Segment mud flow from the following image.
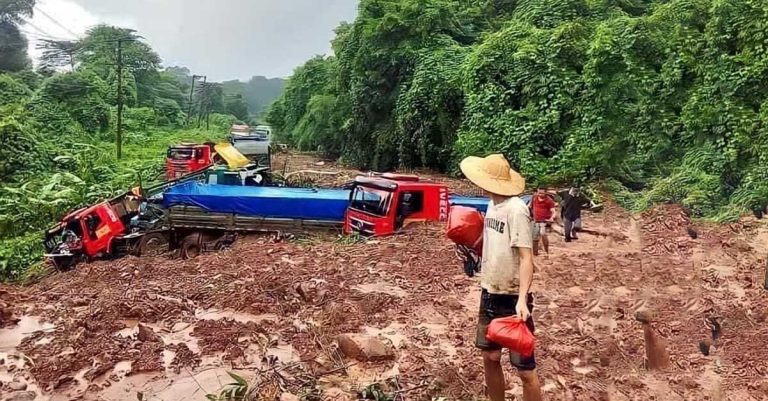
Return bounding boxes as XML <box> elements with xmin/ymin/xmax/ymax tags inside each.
<box><xmin>2</xmin><ymin>155</ymin><xmax>768</xmax><ymax>400</ymax></box>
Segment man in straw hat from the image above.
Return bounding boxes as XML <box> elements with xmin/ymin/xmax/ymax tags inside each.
<box><xmin>460</xmin><ymin>154</ymin><xmax>542</xmax><ymax>401</ymax></box>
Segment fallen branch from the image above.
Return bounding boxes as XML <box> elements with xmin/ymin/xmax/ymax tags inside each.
<box><xmin>394</xmin><ymin>383</ymin><xmax>429</xmax><ymax>395</ymax></box>
<box><xmin>284</xmin><ymin>170</ymin><xmax>342</xmax><ymax>179</ymax></box>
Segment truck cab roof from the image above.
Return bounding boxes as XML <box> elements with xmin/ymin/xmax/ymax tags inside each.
<box><xmin>353</xmin><ymin>174</ymin><xmax>447</xmax><ymax>191</ymax></box>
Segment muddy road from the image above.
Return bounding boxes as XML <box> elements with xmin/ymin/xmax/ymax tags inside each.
<box><xmin>2</xmin><ymin>153</ymin><xmax>768</xmax><ymax>401</ymax></box>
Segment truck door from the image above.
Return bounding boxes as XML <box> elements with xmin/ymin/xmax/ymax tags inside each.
<box><xmin>395</xmin><ymin>190</ymin><xmax>425</xmax><ymax>230</ymax></box>
<box><xmin>81</xmin><ymin>205</ymin><xmax>125</xmax><ymax>257</ymax></box>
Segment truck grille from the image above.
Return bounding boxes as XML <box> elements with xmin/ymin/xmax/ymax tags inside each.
<box><xmin>349</xmin><ymin>217</ymin><xmax>375</xmax><ymax>236</ymax></box>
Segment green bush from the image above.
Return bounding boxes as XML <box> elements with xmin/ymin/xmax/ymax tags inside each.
<box><xmin>0</xmin><ymin>73</ymin><xmax>31</xmax><ymax>106</ymax></box>
<box><xmin>270</xmin><ymin>0</ymin><xmax>768</xmax><ymax>220</ymax></box>
<box><xmin>121</xmin><ymin>107</ymin><xmax>156</xmax><ymax>132</ymax></box>
<box><xmin>0</xmin><ymin>233</ymin><xmax>43</xmax><ymax>282</ymax></box>
<box><xmin>208</xmin><ymin>113</ymin><xmax>238</xmax><ymax>131</ymax></box>
<box><xmin>0</xmin><ymin>117</ymin><xmax>47</xmax><ymax>181</ymax></box>
<box><xmin>154</xmin><ymin>98</ymin><xmax>186</xmax><ymax>126</ymax></box>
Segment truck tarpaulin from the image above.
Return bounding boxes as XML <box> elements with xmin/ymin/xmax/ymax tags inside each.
<box><xmin>447</xmin><ymin>195</ymin><xmax>488</xmax><ymax>214</ymax></box>
<box><xmin>163</xmin><ymin>182</ymin><xmax>351</xmax><ymax>221</ymax></box>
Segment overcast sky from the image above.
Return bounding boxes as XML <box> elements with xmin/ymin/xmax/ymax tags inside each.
<box><xmin>22</xmin><ymin>0</ymin><xmax>358</xmax><ymax>81</ymax></box>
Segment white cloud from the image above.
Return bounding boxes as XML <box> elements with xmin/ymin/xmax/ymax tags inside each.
<box><xmin>20</xmin><ymin>0</ymin><xmax>358</xmax><ymax>80</ymax></box>
<box><xmin>22</xmin><ymin>0</ymin><xmax>135</xmax><ymax>66</ymax></box>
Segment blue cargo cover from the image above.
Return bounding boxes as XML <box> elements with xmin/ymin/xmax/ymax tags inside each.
<box><xmin>449</xmin><ymin>195</ymin><xmax>488</xmax><ymax>213</ymax></box>
<box><xmin>163</xmin><ymin>182</ymin><xmax>351</xmax><ymax>221</ymax></box>
<box><xmin>448</xmin><ymin>194</ymin><xmax>531</xmax><ymax>214</ymax></box>
<box><xmin>163</xmin><ymin>182</ymin><xmax>497</xmax><ymax>221</ymax></box>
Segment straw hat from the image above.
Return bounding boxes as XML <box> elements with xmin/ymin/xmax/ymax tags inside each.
<box><xmin>460</xmin><ymin>154</ymin><xmax>525</xmax><ymax>196</ymax></box>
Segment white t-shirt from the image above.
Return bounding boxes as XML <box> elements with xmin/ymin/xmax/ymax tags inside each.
<box><xmin>481</xmin><ymin>196</ymin><xmax>533</xmax><ymax>295</ymax></box>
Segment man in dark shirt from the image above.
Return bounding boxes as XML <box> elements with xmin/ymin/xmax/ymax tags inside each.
<box><xmin>558</xmin><ymin>187</ymin><xmax>592</xmax><ymax>242</ymax></box>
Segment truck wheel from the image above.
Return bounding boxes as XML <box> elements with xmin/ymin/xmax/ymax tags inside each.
<box><xmin>52</xmin><ymin>256</ymin><xmax>78</xmax><ymax>271</ymax></box>
<box><xmin>181</xmin><ymin>233</ymin><xmax>202</xmax><ymax>259</ymax></box>
<box><xmin>138</xmin><ymin>233</ymin><xmax>169</xmax><ymax>257</ymax></box>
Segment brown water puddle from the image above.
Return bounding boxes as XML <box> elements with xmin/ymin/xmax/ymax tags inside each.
<box><xmin>0</xmin><ymin>315</ymin><xmax>55</xmax><ymax>351</ymax></box>
<box><xmin>0</xmin><ymin>316</ymin><xmax>56</xmax><ymax>401</ymax></box>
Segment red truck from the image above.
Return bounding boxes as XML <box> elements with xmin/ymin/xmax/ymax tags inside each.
<box><xmin>44</xmin><ymin>174</ymin><xmax>487</xmax><ymax>269</ymax></box>
<box><xmin>165</xmin><ymin>143</ymin><xmax>216</xmax><ymax>180</ymax></box>
<box><xmin>344</xmin><ymin>173</ymin><xmax>452</xmax><ymax>235</ymax></box>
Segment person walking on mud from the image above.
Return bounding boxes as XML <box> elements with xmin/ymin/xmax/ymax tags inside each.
<box><xmin>559</xmin><ymin>186</ymin><xmax>591</xmax><ymax>242</ymax></box>
<box><xmin>530</xmin><ymin>187</ymin><xmax>556</xmax><ymax>257</ymax></box>
<box><xmin>460</xmin><ymin>154</ymin><xmax>542</xmax><ymax>401</ymax></box>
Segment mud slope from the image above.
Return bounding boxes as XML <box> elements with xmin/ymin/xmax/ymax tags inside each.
<box><xmin>2</xmin><ymin>155</ymin><xmax>768</xmax><ymax>401</ymax></box>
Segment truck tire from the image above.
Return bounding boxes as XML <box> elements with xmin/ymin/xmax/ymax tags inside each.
<box><xmin>52</xmin><ymin>255</ymin><xmax>78</xmax><ymax>271</ymax></box>
<box><xmin>181</xmin><ymin>232</ymin><xmax>202</xmax><ymax>259</ymax></box>
<box><xmin>137</xmin><ymin>232</ymin><xmax>169</xmax><ymax>257</ymax></box>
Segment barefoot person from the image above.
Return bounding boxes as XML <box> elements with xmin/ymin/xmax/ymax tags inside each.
<box><xmin>460</xmin><ymin>154</ymin><xmax>542</xmax><ymax>401</ymax></box>
<box><xmin>530</xmin><ymin>187</ymin><xmax>556</xmax><ymax>256</ymax></box>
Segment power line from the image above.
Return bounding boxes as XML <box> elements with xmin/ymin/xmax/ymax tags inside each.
<box><xmin>22</xmin><ymin>19</ymin><xmax>62</xmax><ymax>41</ymax></box>
<box><xmin>34</xmin><ymin>6</ymin><xmax>80</xmax><ymax>39</ymax></box>
<box><xmin>18</xmin><ymin>29</ymin><xmax>73</xmax><ymax>42</ymax></box>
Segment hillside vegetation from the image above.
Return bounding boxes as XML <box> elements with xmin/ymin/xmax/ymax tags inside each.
<box><xmin>0</xmin><ymin>3</ymin><xmax>239</xmax><ymax>280</ymax></box>
<box><xmin>268</xmin><ymin>0</ymin><xmax>768</xmax><ymax>220</ymax></box>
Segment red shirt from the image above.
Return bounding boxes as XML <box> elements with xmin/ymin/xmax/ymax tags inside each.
<box><xmin>531</xmin><ymin>195</ymin><xmax>555</xmax><ymax>222</ymax></box>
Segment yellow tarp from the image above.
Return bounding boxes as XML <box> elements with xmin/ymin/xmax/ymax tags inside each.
<box><xmin>214</xmin><ymin>142</ymin><xmax>250</xmax><ymax>169</ymax></box>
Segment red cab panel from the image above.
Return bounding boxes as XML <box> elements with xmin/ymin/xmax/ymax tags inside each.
<box><xmin>79</xmin><ymin>203</ymin><xmax>126</xmax><ymax>257</ymax></box>
<box><xmin>166</xmin><ymin>144</ymin><xmax>213</xmax><ymax>180</ymax></box>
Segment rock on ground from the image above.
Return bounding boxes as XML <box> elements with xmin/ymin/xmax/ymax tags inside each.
<box><xmin>4</xmin><ymin>391</ymin><xmax>37</xmax><ymax>401</ymax></box>
<box><xmin>336</xmin><ymin>333</ymin><xmax>396</xmax><ymax>362</ymax></box>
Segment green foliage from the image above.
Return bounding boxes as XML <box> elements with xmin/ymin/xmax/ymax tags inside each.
<box><xmin>0</xmin><ymin>117</ymin><xmax>46</xmax><ymax>180</ymax></box>
<box><xmin>120</xmin><ymin>107</ymin><xmax>155</xmax><ymax>132</ymax></box>
<box><xmin>37</xmin><ymin>39</ymin><xmax>79</xmax><ymax>70</ymax></box>
<box><xmin>0</xmin><ymin>21</ymin><xmax>238</xmax><ymax>281</ymax></box>
<box><xmin>224</xmin><ymin>93</ymin><xmax>249</xmax><ymax>121</ymax></box>
<box><xmin>0</xmin><ymin>73</ymin><xmax>31</xmax><ymax>106</ymax></box>
<box><xmin>206</xmin><ymin>372</ymin><xmax>249</xmax><ymax>401</ymax></box>
<box><xmin>37</xmin><ymin>70</ymin><xmax>111</xmax><ymax>134</ymax></box>
<box><xmin>0</xmin><ymin>0</ymin><xmax>34</xmax><ymax>72</ymax></box>
<box><xmin>222</xmin><ymin>76</ymin><xmax>286</xmax><ymax>117</ymax></box>
<box><xmin>78</xmin><ymin>25</ymin><xmax>160</xmax><ymax>82</ymax></box>
<box><xmin>153</xmin><ymin>97</ymin><xmax>185</xmax><ymax>126</ymax></box>
<box><xmin>0</xmin><ymin>21</ymin><xmax>30</xmax><ymax>72</ymax></box>
<box><xmin>0</xmin><ymin>233</ymin><xmax>41</xmax><ymax>281</ymax></box>
<box><xmin>273</xmin><ymin>0</ymin><xmax>768</xmax><ymax>220</ymax></box>
<box><xmin>0</xmin><ymin>127</ymin><xmax>222</xmax><ymax>280</ymax></box>
<box><xmin>0</xmin><ymin>0</ymin><xmax>34</xmax><ymax>24</ymax></box>
<box><xmin>206</xmin><ymin>113</ymin><xmax>236</xmax><ymax>130</ymax></box>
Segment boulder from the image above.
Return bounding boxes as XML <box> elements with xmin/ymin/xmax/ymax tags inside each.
<box><xmin>137</xmin><ymin>324</ymin><xmax>162</xmax><ymax>343</ymax></box>
<box><xmin>8</xmin><ymin>381</ymin><xmax>28</xmax><ymax>391</ymax></box>
<box><xmin>295</xmin><ymin>282</ymin><xmax>315</xmax><ymax>302</ymax></box>
<box><xmin>5</xmin><ymin>391</ymin><xmax>37</xmax><ymax>401</ymax></box>
<box><xmin>336</xmin><ymin>334</ymin><xmax>395</xmax><ymax>362</ymax></box>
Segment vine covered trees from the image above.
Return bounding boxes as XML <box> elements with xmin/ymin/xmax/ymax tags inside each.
<box><xmin>269</xmin><ymin>0</ymin><xmax>768</xmax><ymax>219</ymax></box>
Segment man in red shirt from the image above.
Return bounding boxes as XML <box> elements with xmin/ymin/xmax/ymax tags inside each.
<box><xmin>530</xmin><ymin>188</ymin><xmax>556</xmax><ymax>256</ymax></box>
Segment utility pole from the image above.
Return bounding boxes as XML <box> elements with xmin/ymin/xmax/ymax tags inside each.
<box><xmin>187</xmin><ymin>74</ymin><xmax>200</xmax><ymax>126</ymax></box>
<box><xmin>197</xmin><ymin>76</ymin><xmax>207</xmax><ymax>128</ymax></box>
<box><xmin>116</xmin><ymin>39</ymin><xmax>124</xmax><ymax>159</ymax></box>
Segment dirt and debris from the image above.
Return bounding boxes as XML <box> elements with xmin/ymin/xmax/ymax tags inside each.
<box><xmin>1</xmin><ymin>153</ymin><xmax>768</xmax><ymax>400</ymax></box>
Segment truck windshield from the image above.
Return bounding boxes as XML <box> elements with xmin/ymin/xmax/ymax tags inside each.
<box><xmin>167</xmin><ymin>148</ymin><xmax>195</xmax><ymax>160</ymax></box>
<box><xmin>350</xmin><ymin>187</ymin><xmax>391</xmax><ymax>217</ymax></box>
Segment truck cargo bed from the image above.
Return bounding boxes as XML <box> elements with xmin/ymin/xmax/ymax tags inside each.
<box><xmin>167</xmin><ymin>205</ymin><xmax>342</xmax><ymax>232</ymax></box>
<box><xmin>163</xmin><ymin>182</ymin><xmax>351</xmax><ymax>221</ymax></box>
